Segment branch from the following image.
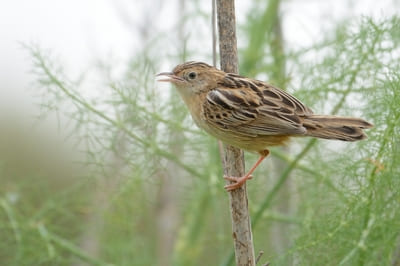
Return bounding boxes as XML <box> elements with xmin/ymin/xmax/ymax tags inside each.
<box><xmin>216</xmin><ymin>0</ymin><xmax>256</xmax><ymax>265</ymax></box>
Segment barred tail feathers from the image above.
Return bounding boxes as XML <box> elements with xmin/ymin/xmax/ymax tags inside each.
<box><xmin>303</xmin><ymin>115</ymin><xmax>373</xmax><ymax>141</ymax></box>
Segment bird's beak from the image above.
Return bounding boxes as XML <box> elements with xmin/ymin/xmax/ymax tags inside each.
<box><xmin>156</xmin><ymin>72</ymin><xmax>185</xmax><ymax>83</ymax></box>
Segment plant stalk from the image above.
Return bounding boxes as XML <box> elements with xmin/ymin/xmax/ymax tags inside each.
<box><xmin>216</xmin><ymin>0</ymin><xmax>256</xmax><ymax>265</ymax></box>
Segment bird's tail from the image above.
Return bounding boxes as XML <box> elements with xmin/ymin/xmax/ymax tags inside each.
<box><xmin>303</xmin><ymin>115</ymin><xmax>373</xmax><ymax>141</ymax></box>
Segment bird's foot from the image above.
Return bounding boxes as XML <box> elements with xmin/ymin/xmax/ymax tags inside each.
<box><xmin>223</xmin><ymin>175</ymin><xmax>253</xmax><ymax>192</ymax></box>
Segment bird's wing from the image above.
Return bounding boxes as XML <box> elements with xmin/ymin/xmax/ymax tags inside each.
<box><xmin>202</xmin><ymin>75</ymin><xmax>313</xmax><ymax>137</ymax></box>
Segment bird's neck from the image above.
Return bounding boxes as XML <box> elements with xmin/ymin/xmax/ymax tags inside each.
<box><xmin>176</xmin><ymin>87</ymin><xmax>204</xmax><ymax>126</ymax></box>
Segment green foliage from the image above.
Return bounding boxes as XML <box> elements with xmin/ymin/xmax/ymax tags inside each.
<box><xmin>1</xmin><ymin>7</ymin><xmax>400</xmax><ymax>266</ymax></box>
<box><xmin>272</xmin><ymin>17</ymin><xmax>400</xmax><ymax>266</ymax></box>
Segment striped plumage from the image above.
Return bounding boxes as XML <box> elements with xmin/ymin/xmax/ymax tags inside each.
<box><xmin>157</xmin><ymin>61</ymin><xmax>373</xmax><ymax>191</ymax></box>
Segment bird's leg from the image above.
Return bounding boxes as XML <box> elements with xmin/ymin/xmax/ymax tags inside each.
<box><xmin>224</xmin><ymin>149</ymin><xmax>270</xmax><ymax>191</ymax></box>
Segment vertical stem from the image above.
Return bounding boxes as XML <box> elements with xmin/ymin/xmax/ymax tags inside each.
<box><xmin>216</xmin><ymin>0</ymin><xmax>256</xmax><ymax>265</ymax></box>
<box><xmin>212</xmin><ymin>0</ymin><xmax>217</xmax><ymax>67</ymax></box>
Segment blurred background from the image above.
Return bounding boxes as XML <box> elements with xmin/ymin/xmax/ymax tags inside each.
<box><xmin>1</xmin><ymin>0</ymin><xmax>400</xmax><ymax>265</ymax></box>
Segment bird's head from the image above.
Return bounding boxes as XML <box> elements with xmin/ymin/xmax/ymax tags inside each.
<box><xmin>157</xmin><ymin>61</ymin><xmax>224</xmax><ymax>96</ymax></box>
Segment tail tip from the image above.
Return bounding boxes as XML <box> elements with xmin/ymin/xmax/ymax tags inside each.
<box><xmin>361</xmin><ymin>121</ymin><xmax>374</xmax><ymax>129</ymax></box>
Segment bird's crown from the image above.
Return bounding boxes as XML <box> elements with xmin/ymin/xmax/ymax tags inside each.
<box><xmin>172</xmin><ymin>61</ymin><xmax>214</xmax><ymax>74</ymax></box>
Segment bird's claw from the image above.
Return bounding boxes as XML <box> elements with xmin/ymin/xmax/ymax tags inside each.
<box><xmin>223</xmin><ymin>175</ymin><xmax>253</xmax><ymax>191</ymax></box>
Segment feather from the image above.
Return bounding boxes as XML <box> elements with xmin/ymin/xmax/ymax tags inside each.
<box><xmin>203</xmin><ymin>74</ymin><xmax>309</xmax><ymax>137</ymax></box>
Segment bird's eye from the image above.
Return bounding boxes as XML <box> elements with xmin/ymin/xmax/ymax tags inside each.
<box><xmin>188</xmin><ymin>72</ymin><xmax>197</xmax><ymax>80</ymax></box>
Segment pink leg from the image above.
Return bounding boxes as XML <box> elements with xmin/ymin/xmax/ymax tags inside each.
<box><xmin>224</xmin><ymin>150</ymin><xmax>269</xmax><ymax>191</ymax></box>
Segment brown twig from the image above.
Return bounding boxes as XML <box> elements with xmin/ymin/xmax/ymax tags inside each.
<box><xmin>216</xmin><ymin>0</ymin><xmax>256</xmax><ymax>265</ymax></box>
<box><xmin>255</xmin><ymin>250</ymin><xmax>264</xmax><ymax>264</ymax></box>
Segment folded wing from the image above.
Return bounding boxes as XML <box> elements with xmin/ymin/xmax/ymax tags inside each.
<box><xmin>202</xmin><ymin>75</ymin><xmax>312</xmax><ymax>137</ymax></box>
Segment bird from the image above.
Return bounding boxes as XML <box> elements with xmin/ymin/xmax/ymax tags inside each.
<box><xmin>157</xmin><ymin>61</ymin><xmax>373</xmax><ymax>191</ymax></box>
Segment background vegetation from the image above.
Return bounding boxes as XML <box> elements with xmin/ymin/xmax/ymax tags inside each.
<box><xmin>1</xmin><ymin>1</ymin><xmax>400</xmax><ymax>265</ymax></box>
